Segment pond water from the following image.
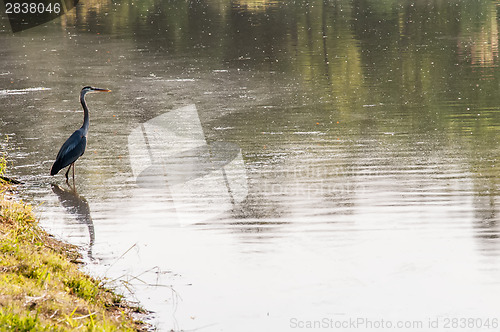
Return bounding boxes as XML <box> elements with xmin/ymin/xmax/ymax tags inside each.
<box><xmin>2</xmin><ymin>0</ymin><xmax>500</xmax><ymax>331</ymax></box>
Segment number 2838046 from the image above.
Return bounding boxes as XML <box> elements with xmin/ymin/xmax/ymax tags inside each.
<box><xmin>5</xmin><ymin>2</ymin><xmax>61</xmax><ymax>14</ymax></box>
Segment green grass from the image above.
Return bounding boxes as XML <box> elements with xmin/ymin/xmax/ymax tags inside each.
<box><xmin>0</xmin><ymin>155</ymin><xmax>149</xmax><ymax>331</ymax></box>
<box><xmin>0</xmin><ymin>308</ymin><xmax>44</xmax><ymax>332</ymax></box>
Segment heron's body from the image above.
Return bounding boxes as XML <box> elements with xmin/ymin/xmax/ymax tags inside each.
<box><xmin>50</xmin><ymin>128</ymin><xmax>87</xmax><ymax>176</ymax></box>
<box><xmin>50</xmin><ymin>86</ymin><xmax>110</xmax><ymax>183</ymax></box>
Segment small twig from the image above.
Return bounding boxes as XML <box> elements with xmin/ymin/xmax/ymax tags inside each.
<box><xmin>0</xmin><ymin>175</ymin><xmax>22</xmax><ymax>184</ymax></box>
<box><xmin>49</xmin><ymin>309</ymin><xmax>59</xmax><ymax>319</ymax></box>
<box><xmin>104</xmin><ymin>243</ymin><xmax>138</xmax><ymax>275</ymax></box>
<box><xmin>72</xmin><ymin>312</ymin><xmax>98</xmax><ymax>320</ymax></box>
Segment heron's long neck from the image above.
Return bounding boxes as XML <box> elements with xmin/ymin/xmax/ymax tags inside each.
<box><xmin>80</xmin><ymin>92</ymin><xmax>90</xmax><ymax>135</ymax></box>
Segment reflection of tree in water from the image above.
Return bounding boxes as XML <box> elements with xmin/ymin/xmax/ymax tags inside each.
<box><xmin>472</xmin><ymin>188</ymin><xmax>500</xmax><ymax>274</ymax></box>
<box><xmin>474</xmin><ymin>194</ymin><xmax>497</xmax><ymax>235</ymax></box>
<box><xmin>473</xmin><ymin>176</ymin><xmax>500</xmax><ymax>239</ymax></box>
<box><xmin>51</xmin><ymin>184</ymin><xmax>95</xmax><ymax>260</ymax></box>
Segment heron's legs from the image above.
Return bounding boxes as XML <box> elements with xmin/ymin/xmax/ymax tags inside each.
<box><xmin>65</xmin><ymin>164</ymin><xmax>71</xmax><ymax>182</ymax></box>
<box><xmin>65</xmin><ymin>163</ymin><xmax>75</xmax><ymax>187</ymax></box>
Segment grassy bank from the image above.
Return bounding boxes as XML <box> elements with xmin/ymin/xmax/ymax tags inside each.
<box><xmin>0</xmin><ymin>157</ymin><xmax>148</xmax><ymax>331</ymax></box>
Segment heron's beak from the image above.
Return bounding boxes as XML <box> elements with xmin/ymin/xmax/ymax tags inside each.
<box><xmin>93</xmin><ymin>88</ymin><xmax>111</xmax><ymax>92</ymax></box>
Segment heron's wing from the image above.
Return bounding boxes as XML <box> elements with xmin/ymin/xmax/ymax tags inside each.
<box><xmin>50</xmin><ymin>129</ymin><xmax>87</xmax><ymax>175</ymax></box>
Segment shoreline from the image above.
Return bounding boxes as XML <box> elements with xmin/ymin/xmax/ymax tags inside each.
<box><xmin>0</xmin><ymin>158</ymin><xmax>152</xmax><ymax>331</ymax></box>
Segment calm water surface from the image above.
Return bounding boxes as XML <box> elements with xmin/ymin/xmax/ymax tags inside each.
<box><xmin>2</xmin><ymin>1</ymin><xmax>500</xmax><ymax>331</ymax></box>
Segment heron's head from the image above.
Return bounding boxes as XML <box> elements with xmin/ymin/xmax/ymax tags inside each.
<box><xmin>81</xmin><ymin>86</ymin><xmax>112</xmax><ymax>95</ymax></box>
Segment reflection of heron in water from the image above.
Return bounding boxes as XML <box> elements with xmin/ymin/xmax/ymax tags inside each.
<box><xmin>51</xmin><ymin>184</ymin><xmax>95</xmax><ymax>259</ymax></box>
